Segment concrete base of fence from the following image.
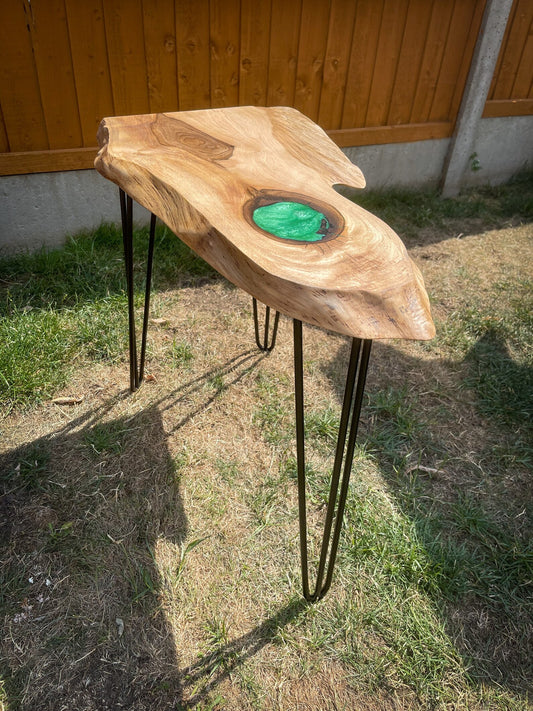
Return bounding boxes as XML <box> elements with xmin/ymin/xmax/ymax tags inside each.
<box><xmin>0</xmin><ymin>169</ymin><xmax>152</xmax><ymax>255</ymax></box>
<box><xmin>1</xmin><ymin>116</ymin><xmax>531</xmax><ymax>255</ymax></box>
<box><xmin>349</xmin><ymin>115</ymin><xmax>533</xmax><ymax>192</ymax></box>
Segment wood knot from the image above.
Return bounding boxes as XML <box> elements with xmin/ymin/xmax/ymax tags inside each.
<box><xmin>152</xmin><ymin>115</ymin><xmax>234</xmax><ymax>162</ymax></box>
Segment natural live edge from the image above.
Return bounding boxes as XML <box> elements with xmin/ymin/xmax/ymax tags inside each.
<box><xmin>94</xmin><ymin>106</ymin><xmax>435</xmax><ymax>342</ymax></box>
<box><xmin>95</xmin><ymin>107</ymin><xmax>435</xmax><ymax>339</ymax></box>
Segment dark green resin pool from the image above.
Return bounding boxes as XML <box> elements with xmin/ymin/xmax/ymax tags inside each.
<box><xmin>252</xmin><ymin>201</ymin><xmax>329</xmax><ymax>242</ymax></box>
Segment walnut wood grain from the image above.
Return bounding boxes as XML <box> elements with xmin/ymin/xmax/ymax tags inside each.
<box><xmin>95</xmin><ymin>106</ymin><xmax>435</xmax><ymax>340</ymax></box>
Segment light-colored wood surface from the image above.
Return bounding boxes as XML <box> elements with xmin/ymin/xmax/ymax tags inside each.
<box><xmin>0</xmin><ymin>122</ymin><xmax>456</xmax><ymax>176</ymax></box>
<box><xmin>95</xmin><ymin>106</ymin><xmax>435</xmax><ymax>340</ymax></box>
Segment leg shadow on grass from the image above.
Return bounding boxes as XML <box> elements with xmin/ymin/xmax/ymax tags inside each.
<box><xmin>177</xmin><ymin>598</ymin><xmax>308</xmax><ymax>709</ymax></box>
<box><xmin>319</xmin><ymin>335</ymin><xmax>532</xmax><ymax>701</ymax></box>
<box><xmin>0</xmin><ymin>401</ymin><xmax>188</xmax><ymax>709</ymax></box>
<box><xmin>153</xmin><ymin>349</ymin><xmax>264</xmax><ymax>435</ymax></box>
<box><xmin>1</xmin><ymin>348</ymin><xmax>307</xmax><ymax>710</ymax></box>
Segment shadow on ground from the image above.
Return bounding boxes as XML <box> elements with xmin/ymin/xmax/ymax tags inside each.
<box><xmin>322</xmin><ymin>335</ymin><xmax>532</xmax><ymax>698</ymax></box>
<box><xmin>1</xmin><ymin>399</ymin><xmax>186</xmax><ymax>709</ymax></box>
<box><xmin>2</xmin><ymin>327</ymin><xmax>531</xmax><ymax>707</ymax></box>
<box><xmin>0</xmin><ymin>348</ymin><xmax>311</xmax><ymax>710</ymax></box>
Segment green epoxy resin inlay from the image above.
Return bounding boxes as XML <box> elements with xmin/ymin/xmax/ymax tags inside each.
<box><xmin>253</xmin><ymin>201</ymin><xmax>329</xmax><ymax>242</ymax></box>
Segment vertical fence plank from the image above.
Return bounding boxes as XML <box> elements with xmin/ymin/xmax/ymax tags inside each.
<box><xmin>239</xmin><ymin>0</ymin><xmax>272</xmax><ymax>106</ymax></box>
<box><xmin>0</xmin><ymin>0</ymin><xmax>48</xmax><ymax>151</ymax></box>
<box><xmin>409</xmin><ymin>1</ymin><xmax>456</xmax><ymax>123</ymax></box>
<box><xmin>318</xmin><ymin>0</ymin><xmax>357</xmax><ymax>130</ymax></box>
<box><xmin>341</xmin><ymin>0</ymin><xmax>384</xmax><ymax>129</ymax></box>
<box><xmin>511</xmin><ymin>14</ymin><xmax>533</xmax><ymax>98</ymax></box>
<box><xmin>428</xmin><ymin>0</ymin><xmax>479</xmax><ymax>122</ymax></box>
<box><xmin>1</xmin><ymin>0</ymin><xmax>531</xmax><ymax>174</ymax></box>
<box><xmin>266</xmin><ymin>0</ymin><xmax>302</xmax><ymax>107</ymax></box>
<box><xmin>294</xmin><ymin>0</ymin><xmax>332</xmax><ymax>122</ymax></box>
<box><xmin>448</xmin><ymin>0</ymin><xmax>486</xmax><ymax>119</ymax></box>
<box><xmin>65</xmin><ymin>0</ymin><xmax>114</xmax><ymax>146</ymax></box>
<box><xmin>487</xmin><ymin>0</ymin><xmax>513</xmax><ymax>99</ymax></box>
<box><xmin>176</xmin><ymin>0</ymin><xmax>210</xmax><ymax>110</ymax></box>
<box><xmin>142</xmin><ymin>0</ymin><xmax>178</xmax><ymax>113</ymax></box>
<box><xmin>103</xmin><ymin>0</ymin><xmax>150</xmax><ymax>116</ymax></box>
<box><xmin>488</xmin><ymin>0</ymin><xmax>521</xmax><ymax>100</ymax></box>
<box><xmin>366</xmin><ymin>0</ymin><xmax>410</xmax><ymax>127</ymax></box>
<box><xmin>387</xmin><ymin>0</ymin><xmax>433</xmax><ymax>126</ymax></box>
<box><xmin>0</xmin><ymin>105</ymin><xmax>9</xmax><ymax>153</ymax></box>
<box><xmin>491</xmin><ymin>0</ymin><xmax>529</xmax><ymax>98</ymax></box>
<box><xmin>210</xmin><ymin>0</ymin><xmax>240</xmax><ymax>108</ymax></box>
<box><xmin>29</xmin><ymin>0</ymin><xmax>82</xmax><ymax>149</ymax></box>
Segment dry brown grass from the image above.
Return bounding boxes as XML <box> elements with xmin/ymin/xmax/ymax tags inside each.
<box><xmin>1</xmin><ymin>216</ymin><xmax>532</xmax><ymax>710</ymax></box>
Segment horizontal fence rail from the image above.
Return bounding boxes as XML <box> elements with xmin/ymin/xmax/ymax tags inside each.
<box><xmin>0</xmin><ymin>0</ymin><xmax>531</xmax><ymax>176</ymax></box>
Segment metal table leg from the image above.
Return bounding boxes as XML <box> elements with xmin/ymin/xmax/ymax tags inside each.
<box><xmin>119</xmin><ymin>190</ymin><xmax>370</xmax><ymax>602</ymax></box>
<box><xmin>119</xmin><ymin>189</ymin><xmax>156</xmax><ymax>392</ymax></box>
<box><xmin>252</xmin><ymin>297</ymin><xmax>280</xmax><ymax>353</ymax></box>
<box><xmin>293</xmin><ymin>319</ymin><xmax>372</xmax><ymax>602</ymax></box>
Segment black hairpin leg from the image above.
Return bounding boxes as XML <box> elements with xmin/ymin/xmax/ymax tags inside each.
<box><xmin>252</xmin><ymin>297</ymin><xmax>280</xmax><ymax>353</ymax></box>
<box><xmin>293</xmin><ymin>319</ymin><xmax>372</xmax><ymax>602</ymax></box>
<box><xmin>119</xmin><ymin>188</ymin><xmax>156</xmax><ymax>392</ymax></box>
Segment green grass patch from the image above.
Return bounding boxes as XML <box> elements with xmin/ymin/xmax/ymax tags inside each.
<box><xmin>450</xmin><ymin>493</ymin><xmax>533</xmax><ymax>607</ymax></box>
<box><xmin>0</xmin><ymin>442</ymin><xmax>51</xmax><ymax>493</ymax></box>
<box><xmin>353</xmin><ymin>171</ymin><xmax>533</xmax><ymax>239</ymax></box>
<box><xmin>0</xmin><ymin>309</ymin><xmax>75</xmax><ymax>407</ymax></box>
<box><xmin>365</xmin><ymin>386</ymin><xmax>423</xmax><ymax>467</ymax></box>
<box><xmin>0</xmin><ymin>223</ymin><xmax>215</xmax><ymax>409</ymax></box>
<box><xmin>83</xmin><ymin>421</ymin><xmax>131</xmax><ymax>456</ymax></box>
<box><xmin>253</xmin><ymin>372</ymin><xmax>292</xmax><ymax>447</ymax></box>
<box><xmin>170</xmin><ymin>339</ymin><xmax>195</xmax><ymax>369</ymax></box>
<box><xmin>437</xmin><ymin>276</ymin><xmax>533</xmax><ymax>440</ymax></box>
<box><xmin>304</xmin><ymin>407</ymin><xmax>340</xmax><ymax>448</ymax></box>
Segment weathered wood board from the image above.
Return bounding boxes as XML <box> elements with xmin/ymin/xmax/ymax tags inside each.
<box><xmin>95</xmin><ymin>106</ymin><xmax>435</xmax><ymax>340</ymax></box>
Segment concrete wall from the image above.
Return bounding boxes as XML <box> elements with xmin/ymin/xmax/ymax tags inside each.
<box><xmin>1</xmin><ymin>115</ymin><xmax>531</xmax><ymax>255</ymax></box>
<box><xmin>344</xmin><ymin>138</ymin><xmax>450</xmax><ymax>191</ymax></box>
<box><xmin>345</xmin><ymin>115</ymin><xmax>533</xmax><ymax>191</ymax></box>
<box><xmin>0</xmin><ymin>169</ymin><xmax>151</xmax><ymax>255</ymax></box>
<box><xmin>460</xmin><ymin>115</ymin><xmax>533</xmax><ymax>188</ymax></box>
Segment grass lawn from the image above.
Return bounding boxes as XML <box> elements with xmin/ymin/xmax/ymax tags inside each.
<box><xmin>0</xmin><ymin>176</ymin><xmax>532</xmax><ymax>710</ymax></box>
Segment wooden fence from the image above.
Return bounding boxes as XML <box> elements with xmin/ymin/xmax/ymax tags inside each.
<box><xmin>485</xmin><ymin>0</ymin><xmax>533</xmax><ymax>117</ymax></box>
<box><xmin>0</xmin><ymin>0</ymin><xmax>531</xmax><ymax>176</ymax></box>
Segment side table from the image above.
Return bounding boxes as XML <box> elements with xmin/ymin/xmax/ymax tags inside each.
<box><xmin>95</xmin><ymin>106</ymin><xmax>434</xmax><ymax>602</ymax></box>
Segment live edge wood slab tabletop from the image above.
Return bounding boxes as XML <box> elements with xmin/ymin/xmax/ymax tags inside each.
<box><xmin>95</xmin><ymin>106</ymin><xmax>435</xmax><ymax>342</ymax></box>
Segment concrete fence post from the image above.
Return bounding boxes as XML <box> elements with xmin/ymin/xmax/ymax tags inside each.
<box><xmin>440</xmin><ymin>0</ymin><xmax>514</xmax><ymax>197</ymax></box>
